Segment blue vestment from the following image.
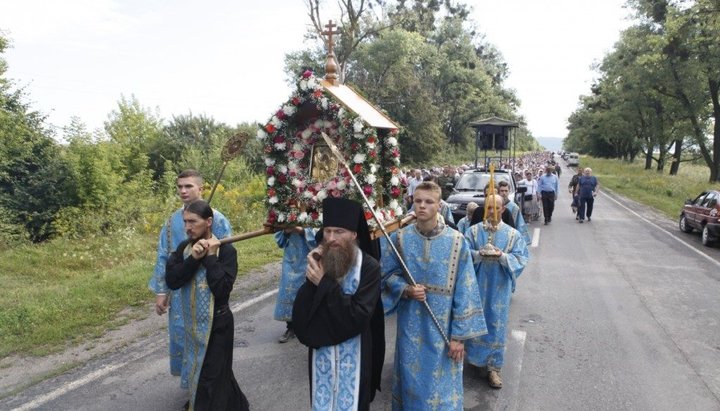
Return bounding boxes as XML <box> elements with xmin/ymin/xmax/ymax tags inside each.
<box><xmin>464</xmin><ymin>222</ymin><xmax>528</xmax><ymax>371</ymax></box>
<box><xmin>456</xmin><ymin>216</ymin><xmax>470</xmax><ymax>234</ymax></box>
<box><xmin>273</xmin><ymin>228</ymin><xmax>318</xmax><ymax>322</ymax></box>
<box><xmin>148</xmin><ymin>207</ymin><xmax>231</xmax><ymax>388</ymax></box>
<box><xmin>381</xmin><ymin>224</ymin><xmax>487</xmax><ymax>410</ymax></box>
<box><xmin>505</xmin><ymin>201</ymin><xmax>531</xmax><ymax>244</ymax></box>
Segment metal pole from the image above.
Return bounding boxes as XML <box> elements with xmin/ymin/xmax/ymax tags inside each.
<box><xmin>320</xmin><ymin>132</ymin><xmax>451</xmax><ymax>347</ymax></box>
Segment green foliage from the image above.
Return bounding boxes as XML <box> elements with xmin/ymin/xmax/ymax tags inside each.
<box><xmin>581</xmin><ymin>155</ymin><xmax>720</xmax><ymax>218</ymax></box>
<box><xmin>0</xmin><ymin>232</ymin><xmax>281</xmax><ymax>357</ymax></box>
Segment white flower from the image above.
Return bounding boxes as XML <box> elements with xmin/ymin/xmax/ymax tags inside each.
<box><xmin>366</xmin><ymin>198</ymin><xmax>376</xmax><ymax>208</ymax></box>
<box><xmin>298</xmin><ymin>212</ymin><xmax>308</xmax><ymax>222</ymax></box>
<box><xmin>292</xmin><ymin>143</ymin><xmax>303</xmax><ymax>152</ymax></box>
<box><xmin>282</xmin><ymin>104</ymin><xmax>296</xmax><ymax>116</ymax></box>
<box><xmin>288</xmin><ymin>161</ymin><xmax>299</xmax><ymax>172</ymax></box>
<box><xmin>256</xmin><ymin>129</ymin><xmax>267</xmax><ymax>141</ymax></box>
<box><xmin>299</xmin><ymin>80</ymin><xmax>308</xmax><ymax>90</ymax></box>
<box><xmin>353</xmin><ymin>153</ymin><xmax>366</xmax><ymax>164</ymax></box>
<box><xmin>387</xmin><ymin>137</ymin><xmax>398</xmax><ymax>146</ymax></box>
<box><xmin>314</xmin><ymin>119</ymin><xmax>324</xmax><ymax>129</ymax></box>
<box><xmin>366</xmin><ymin>174</ymin><xmax>377</xmax><ymax>184</ymax></box>
<box><xmin>390</xmin><ymin>176</ymin><xmax>399</xmax><ymax>185</ymax></box>
<box><xmin>274</xmin><ymin>142</ymin><xmax>287</xmax><ymax>150</ymax></box>
<box><xmin>278</xmin><ymin>164</ymin><xmax>288</xmax><ymax>174</ymax></box>
<box><xmin>317</xmin><ymin>189</ymin><xmax>327</xmax><ymax>201</ymax></box>
<box><xmin>271</xmin><ymin>116</ymin><xmax>282</xmax><ymax>127</ymax></box>
<box><xmin>389</xmin><ymin>199</ymin><xmax>399</xmax><ymax>209</ymax></box>
<box><xmin>320</xmin><ymin>98</ymin><xmax>328</xmax><ymax>109</ymax></box>
<box><xmin>302</xmin><ymin>190</ymin><xmax>313</xmax><ymax>198</ymax></box>
<box><xmin>301</xmin><ymin>128</ymin><xmax>312</xmax><ymax>140</ymax></box>
<box><xmin>354</xmin><ymin>132</ymin><xmax>365</xmax><ymax>140</ymax></box>
<box><xmin>337</xmin><ymin>181</ymin><xmax>347</xmax><ymax>190</ymax></box>
<box><xmin>268</xmin><ymin>176</ymin><xmax>276</xmax><ymax>186</ymax></box>
<box><xmin>338</xmin><ymin>108</ymin><xmax>346</xmax><ymax>119</ymax></box>
<box><xmin>370</xmin><ymin>164</ymin><xmax>378</xmax><ymax>173</ymax></box>
<box><xmin>278</xmin><ymin>213</ymin><xmax>286</xmax><ymax>222</ymax></box>
<box><xmin>395</xmin><ymin>207</ymin><xmax>404</xmax><ymax>216</ymax></box>
<box><xmin>264</xmin><ymin>157</ymin><xmax>275</xmax><ymax>166</ymax></box>
<box><xmin>366</xmin><ymin>141</ymin><xmax>376</xmax><ymax>149</ymax></box>
<box><xmin>268</xmin><ymin>196</ymin><xmax>278</xmax><ymax>204</ymax></box>
<box><xmin>353</xmin><ymin>119</ymin><xmax>364</xmax><ymax>133</ymax></box>
<box><xmin>292</xmin><ymin>178</ymin><xmax>303</xmax><ymax>188</ymax></box>
<box><xmin>307</xmin><ymin>77</ymin><xmax>319</xmax><ymax>89</ymax></box>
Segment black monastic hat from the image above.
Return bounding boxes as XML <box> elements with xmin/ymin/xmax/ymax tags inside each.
<box><xmin>318</xmin><ymin>197</ymin><xmax>379</xmax><ymax>259</ymax></box>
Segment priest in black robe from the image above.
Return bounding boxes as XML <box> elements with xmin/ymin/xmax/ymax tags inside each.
<box><xmin>166</xmin><ymin>200</ymin><xmax>249</xmax><ymax>411</ymax></box>
<box><xmin>292</xmin><ymin>197</ymin><xmax>385</xmax><ymax>411</ymax></box>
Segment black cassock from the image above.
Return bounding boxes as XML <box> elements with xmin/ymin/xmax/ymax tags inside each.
<box><xmin>167</xmin><ymin>240</ymin><xmax>250</xmax><ymax>411</ymax></box>
<box><xmin>292</xmin><ymin>251</ymin><xmax>386</xmax><ymax>411</ymax></box>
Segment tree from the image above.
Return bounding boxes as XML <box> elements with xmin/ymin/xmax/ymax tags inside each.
<box><xmin>0</xmin><ymin>33</ymin><xmax>74</xmax><ymax>242</ymax></box>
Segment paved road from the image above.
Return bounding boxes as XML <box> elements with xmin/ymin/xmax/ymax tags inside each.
<box><xmin>2</xmin><ymin>163</ymin><xmax>720</xmax><ymax>410</ymax></box>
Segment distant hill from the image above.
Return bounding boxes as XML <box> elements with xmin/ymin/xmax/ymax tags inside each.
<box><xmin>536</xmin><ymin>137</ymin><xmax>564</xmax><ymax>152</ymax></box>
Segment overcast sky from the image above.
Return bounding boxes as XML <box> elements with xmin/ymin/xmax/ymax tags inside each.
<box><xmin>0</xmin><ymin>0</ymin><xmax>632</xmax><ymax>139</ymax></box>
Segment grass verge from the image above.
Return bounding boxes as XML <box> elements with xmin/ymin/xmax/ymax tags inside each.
<box><xmin>579</xmin><ymin>156</ymin><xmax>720</xmax><ymax>219</ymax></box>
<box><xmin>0</xmin><ymin>231</ymin><xmax>281</xmax><ymax>358</ymax></box>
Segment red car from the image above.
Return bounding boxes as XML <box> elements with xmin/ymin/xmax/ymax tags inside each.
<box><xmin>679</xmin><ymin>190</ymin><xmax>720</xmax><ymax>246</ymax></box>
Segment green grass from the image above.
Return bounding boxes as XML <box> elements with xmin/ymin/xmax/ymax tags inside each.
<box><xmin>0</xmin><ymin>231</ymin><xmax>281</xmax><ymax>358</ymax></box>
<box><xmin>579</xmin><ymin>156</ymin><xmax>720</xmax><ymax>218</ymax></box>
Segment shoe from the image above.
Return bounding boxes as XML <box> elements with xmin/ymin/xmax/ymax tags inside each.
<box><xmin>278</xmin><ymin>328</ymin><xmax>295</xmax><ymax>343</ymax></box>
<box><xmin>579</xmin><ymin>220</ymin><xmax>584</xmax><ymax>223</ymax></box>
<box><xmin>487</xmin><ymin>370</ymin><xmax>503</xmax><ymax>389</ymax></box>
<box><xmin>544</xmin><ymin>221</ymin><xmax>548</xmax><ymax>225</ymax></box>
<box><xmin>587</xmin><ymin>217</ymin><xmax>591</xmax><ymax>222</ymax></box>
<box><xmin>182</xmin><ymin>400</ymin><xmax>190</xmax><ymax>411</ymax></box>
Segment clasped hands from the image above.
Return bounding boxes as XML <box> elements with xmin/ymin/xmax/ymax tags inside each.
<box><xmin>305</xmin><ymin>248</ymin><xmax>325</xmax><ymax>286</ymax></box>
<box><xmin>191</xmin><ymin>238</ymin><xmax>220</xmax><ymax>260</ymax></box>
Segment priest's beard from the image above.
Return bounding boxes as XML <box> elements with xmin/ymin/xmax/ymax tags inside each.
<box><xmin>320</xmin><ymin>240</ymin><xmax>358</xmax><ymax>282</ymax></box>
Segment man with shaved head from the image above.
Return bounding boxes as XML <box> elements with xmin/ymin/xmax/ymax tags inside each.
<box><xmin>464</xmin><ymin>194</ymin><xmax>529</xmax><ymax>389</ymax></box>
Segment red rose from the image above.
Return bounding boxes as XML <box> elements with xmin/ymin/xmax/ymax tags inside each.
<box><xmin>353</xmin><ymin>164</ymin><xmax>362</xmax><ymax>174</ymax></box>
<box><xmin>267</xmin><ymin>188</ymin><xmax>276</xmax><ymax>197</ymax></box>
<box><xmin>367</xmin><ymin>136</ymin><xmax>376</xmax><ymax>144</ymax></box>
<box><xmin>273</xmin><ymin>135</ymin><xmax>285</xmax><ymax>144</ymax></box>
<box><xmin>276</xmin><ymin>110</ymin><xmax>286</xmax><ymax>120</ymax></box>
<box><xmin>369</xmin><ymin>150</ymin><xmax>377</xmax><ymax>158</ymax></box>
<box><xmin>292</xmin><ymin>96</ymin><xmax>301</xmax><ymax>106</ymax></box>
<box><xmin>288</xmin><ymin>213</ymin><xmax>297</xmax><ymax>222</ymax></box>
<box><xmin>313</xmin><ymin>89</ymin><xmax>323</xmax><ymax>98</ymax></box>
<box><xmin>363</xmin><ymin>185</ymin><xmax>373</xmax><ymax>196</ymax></box>
<box><xmin>391</xmin><ymin>187</ymin><xmax>401</xmax><ymax>197</ymax></box>
<box><xmin>266</xmin><ymin>166</ymin><xmax>275</xmax><ymax>176</ymax></box>
<box><xmin>364</xmin><ymin>210</ymin><xmax>373</xmax><ymax>220</ymax></box>
<box><xmin>278</xmin><ymin>174</ymin><xmax>287</xmax><ymax>184</ymax></box>
<box><xmin>351</xmin><ymin>143</ymin><xmax>359</xmax><ymax>151</ymax></box>
<box><xmin>265</xmin><ymin>124</ymin><xmax>275</xmax><ymax>133</ymax></box>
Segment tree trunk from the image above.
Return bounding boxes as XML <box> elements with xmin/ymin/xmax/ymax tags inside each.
<box><xmin>709</xmin><ymin>78</ymin><xmax>720</xmax><ymax>182</ymax></box>
<box><xmin>645</xmin><ymin>149</ymin><xmax>653</xmax><ymax>169</ymax></box>
<box><xmin>669</xmin><ymin>138</ymin><xmax>682</xmax><ymax>175</ymax></box>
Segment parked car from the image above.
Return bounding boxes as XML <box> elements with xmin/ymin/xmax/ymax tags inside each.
<box><xmin>445</xmin><ymin>168</ymin><xmax>519</xmax><ymax>222</ymax></box>
<box><xmin>679</xmin><ymin>190</ymin><xmax>720</xmax><ymax>246</ymax></box>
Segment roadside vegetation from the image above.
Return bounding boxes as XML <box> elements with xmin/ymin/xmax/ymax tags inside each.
<box><xmin>580</xmin><ymin>156</ymin><xmax>720</xmax><ymax>219</ymax></box>
<box><xmin>0</xmin><ymin>233</ymin><xmax>281</xmax><ymax>358</ymax></box>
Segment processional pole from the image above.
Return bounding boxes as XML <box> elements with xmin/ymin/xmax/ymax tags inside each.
<box><xmin>207</xmin><ymin>132</ymin><xmax>249</xmax><ymax>204</ymax></box>
<box><xmin>319</xmin><ymin>132</ymin><xmax>450</xmax><ymax>347</ymax></box>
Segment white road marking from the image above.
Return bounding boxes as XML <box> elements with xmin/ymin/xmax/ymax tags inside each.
<box><xmin>601</xmin><ymin>192</ymin><xmax>720</xmax><ymax>269</ymax></box>
<box><xmin>10</xmin><ymin>289</ymin><xmax>280</xmax><ymax>411</ymax></box>
<box><xmin>531</xmin><ymin>228</ymin><xmax>540</xmax><ymax>248</ymax></box>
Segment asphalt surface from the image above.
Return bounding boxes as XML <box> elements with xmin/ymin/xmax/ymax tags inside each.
<box><xmin>2</xmin><ymin>162</ymin><xmax>720</xmax><ymax>411</ymax></box>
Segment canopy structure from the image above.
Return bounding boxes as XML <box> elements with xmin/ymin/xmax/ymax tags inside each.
<box><xmin>469</xmin><ymin>116</ymin><xmax>520</xmax><ymax>170</ymax></box>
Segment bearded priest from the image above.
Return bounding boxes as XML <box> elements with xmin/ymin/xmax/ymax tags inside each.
<box><xmin>292</xmin><ymin>197</ymin><xmax>385</xmax><ymax>411</ymax></box>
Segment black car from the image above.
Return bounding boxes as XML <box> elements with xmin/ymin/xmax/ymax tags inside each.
<box><xmin>679</xmin><ymin>190</ymin><xmax>720</xmax><ymax>246</ymax></box>
<box><xmin>445</xmin><ymin>169</ymin><xmax>519</xmax><ymax>222</ymax></box>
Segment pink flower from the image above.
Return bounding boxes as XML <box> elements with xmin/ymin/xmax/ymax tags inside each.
<box><xmin>266</xmin><ymin>166</ymin><xmax>275</xmax><ymax>176</ymax></box>
<box><xmin>363</xmin><ymin>185</ymin><xmax>373</xmax><ymax>196</ymax></box>
<box><xmin>302</xmin><ymin>70</ymin><xmax>313</xmax><ymax>79</ymax></box>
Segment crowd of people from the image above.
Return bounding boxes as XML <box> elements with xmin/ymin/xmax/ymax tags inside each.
<box><xmin>149</xmin><ymin>153</ymin><xmax>599</xmax><ymax>410</ymax></box>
